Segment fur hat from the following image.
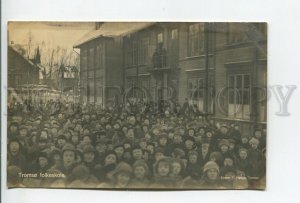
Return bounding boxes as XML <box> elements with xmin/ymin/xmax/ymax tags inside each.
<box><xmin>203</xmin><ymin>161</ymin><xmax>219</xmax><ymax>173</ymax></box>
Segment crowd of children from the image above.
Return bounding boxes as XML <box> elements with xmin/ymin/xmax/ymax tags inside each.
<box><xmin>7</xmin><ymin>99</ymin><xmax>266</xmax><ymax>189</ymax></box>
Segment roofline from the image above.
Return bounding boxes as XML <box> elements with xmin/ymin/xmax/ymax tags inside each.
<box><xmin>73</xmin><ymin>22</ymin><xmax>156</xmax><ymax>48</ymax></box>
<box><xmin>73</xmin><ymin>35</ymin><xmax>108</xmax><ymax>48</ymax></box>
<box><xmin>8</xmin><ymin>45</ymin><xmax>40</xmax><ymax>70</ymax></box>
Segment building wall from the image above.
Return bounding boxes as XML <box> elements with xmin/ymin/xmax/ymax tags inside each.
<box><xmin>77</xmin><ymin>22</ymin><xmax>267</xmax><ymax>128</ymax></box>
<box><xmin>105</xmin><ymin>38</ymin><xmax>123</xmax><ymax>106</ymax></box>
<box><xmin>213</xmin><ymin>23</ymin><xmax>267</xmax><ymax>134</ymax></box>
<box><xmin>79</xmin><ymin>37</ymin><xmax>122</xmax><ymax>107</ymax></box>
<box><xmin>8</xmin><ymin>47</ymin><xmax>39</xmax><ymax>89</ymax></box>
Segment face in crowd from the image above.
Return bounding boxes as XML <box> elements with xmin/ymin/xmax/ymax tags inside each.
<box><xmin>134</xmin><ymin>166</ymin><xmax>146</xmax><ymax>179</ymax></box>
<box><xmin>83</xmin><ymin>152</ymin><xmax>95</xmax><ymax>163</ymax></box>
<box><xmin>207</xmin><ymin>168</ymin><xmax>219</xmax><ymax>181</ymax></box>
<box><xmin>157</xmin><ymin>161</ymin><xmax>170</xmax><ymax>177</ymax></box>
<box><xmin>9</xmin><ymin>141</ymin><xmax>20</xmax><ymax>155</ymax></box>
<box><xmin>115</xmin><ymin>172</ymin><xmax>131</xmax><ymax>187</ymax></box>
<box><xmin>132</xmin><ymin>148</ymin><xmax>143</xmax><ymax>160</ymax></box>
<box><xmin>171</xmin><ymin>161</ymin><xmax>182</xmax><ymax>176</ymax></box>
<box><xmin>105</xmin><ymin>153</ymin><xmax>117</xmax><ymax>166</ymax></box>
<box><xmin>63</xmin><ymin>150</ymin><xmax>75</xmax><ymax>167</ymax></box>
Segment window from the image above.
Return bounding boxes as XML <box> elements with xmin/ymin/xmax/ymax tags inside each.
<box><xmin>139</xmin><ymin>77</ymin><xmax>150</xmax><ymax>102</ymax></box>
<box><xmin>157</xmin><ymin>33</ymin><xmax>163</xmax><ymax>44</ymax></box>
<box><xmin>227</xmin><ymin>24</ymin><xmax>249</xmax><ymax>44</ymax></box>
<box><xmin>132</xmin><ymin>41</ymin><xmax>138</xmax><ymax>66</ymax></box>
<box><xmin>125</xmin><ymin>40</ymin><xmax>138</xmax><ymax>67</ymax></box>
<box><xmin>96</xmin><ymin>43</ymin><xmax>104</xmax><ymax>69</ymax></box>
<box><xmin>228</xmin><ymin>74</ymin><xmax>250</xmax><ymax>119</ymax></box>
<box><xmin>81</xmin><ymin>48</ymin><xmax>87</xmax><ymax>71</ymax></box>
<box><xmin>188</xmin><ymin>23</ymin><xmax>205</xmax><ymax>56</ymax></box>
<box><xmin>96</xmin><ymin>77</ymin><xmax>103</xmax><ymax>105</ymax></box>
<box><xmin>139</xmin><ymin>38</ymin><xmax>149</xmax><ymax>65</ymax></box>
<box><xmin>88</xmin><ymin>47</ymin><xmax>95</xmax><ymax>70</ymax></box>
<box><xmin>187</xmin><ymin>77</ymin><xmax>205</xmax><ymax>112</ymax></box>
<box><xmin>88</xmin><ymin>70</ymin><xmax>94</xmax><ymax>79</ymax></box>
<box><xmin>171</xmin><ymin>29</ymin><xmax>178</xmax><ymax>40</ymax></box>
<box><xmin>88</xmin><ymin>80</ymin><xmax>95</xmax><ymax>104</ymax></box>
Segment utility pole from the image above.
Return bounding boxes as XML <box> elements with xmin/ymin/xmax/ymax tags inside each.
<box><xmin>204</xmin><ymin>22</ymin><xmax>210</xmax><ymax>120</ymax></box>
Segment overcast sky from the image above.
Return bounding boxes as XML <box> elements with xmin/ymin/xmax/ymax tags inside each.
<box><xmin>8</xmin><ymin>22</ymin><xmax>95</xmax><ymax>51</ymax></box>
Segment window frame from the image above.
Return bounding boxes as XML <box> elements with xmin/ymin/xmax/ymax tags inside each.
<box><xmin>227</xmin><ymin>73</ymin><xmax>251</xmax><ymax>119</ymax></box>
<box><xmin>188</xmin><ymin>23</ymin><xmax>205</xmax><ymax>57</ymax></box>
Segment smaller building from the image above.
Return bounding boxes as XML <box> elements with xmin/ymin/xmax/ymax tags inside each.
<box><xmin>8</xmin><ymin>45</ymin><xmax>40</xmax><ymax>89</ymax></box>
<box><xmin>59</xmin><ymin>65</ymin><xmax>80</xmax><ymax>102</ymax></box>
<box><xmin>8</xmin><ymin>45</ymin><xmax>40</xmax><ymax>104</ymax></box>
<box><xmin>74</xmin><ymin>22</ymin><xmax>154</xmax><ymax>107</ymax></box>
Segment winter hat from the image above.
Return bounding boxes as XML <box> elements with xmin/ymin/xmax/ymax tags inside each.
<box><xmin>110</xmin><ymin>161</ymin><xmax>133</xmax><ymax>177</ymax></box>
<box><xmin>188</xmin><ymin>150</ymin><xmax>198</xmax><ymax>157</ymax></box>
<box><xmin>71</xmin><ymin>164</ymin><xmax>90</xmax><ymax>180</ymax></box>
<box><xmin>51</xmin><ymin>148</ymin><xmax>61</xmax><ymax>158</ymax></box>
<box><xmin>220</xmin><ymin>124</ymin><xmax>228</xmax><ymax>129</ymax></box>
<box><xmin>133</xmin><ymin>160</ymin><xmax>149</xmax><ymax>175</ymax></box>
<box><xmin>218</xmin><ymin>139</ymin><xmax>230</xmax><ymax>148</ymax></box>
<box><xmin>57</xmin><ymin>134</ymin><xmax>67</xmax><ymax>140</ymax></box>
<box><xmin>209</xmin><ymin>151</ymin><xmax>223</xmax><ymax>162</ymax></box>
<box><xmin>19</xmin><ymin>125</ymin><xmax>28</xmax><ymax>131</ymax></box>
<box><xmin>203</xmin><ymin>161</ymin><xmax>220</xmax><ymax>173</ymax></box>
<box><xmin>62</xmin><ymin>143</ymin><xmax>76</xmax><ymax>153</ymax></box>
<box><xmin>37</xmin><ymin>152</ymin><xmax>49</xmax><ymax>160</ymax></box>
<box><xmin>184</xmin><ymin>136</ymin><xmax>195</xmax><ymax>143</ymax></box>
<box><xmin>238</xmin><ymin>147</ymin><xmax>248</xmax><ymax>154</ymax></box>
<box><xmin>83</xmin><ymin>145</ymin><xmax>95</xmax><ymax>154</ymax></box>
<box><xmin>172</xmin><ymin>148</ymin><xmax>186</xmax><ymax>158</ymax></box>
<box><xmin>154</xmin><ymin>147</ymin><xmax>165</xmax><ymax>154</ymax></box>
<box><xmin>249</xmin><ymin>137</ymin><xmax>260</xmax><ymax>145</ymax></box>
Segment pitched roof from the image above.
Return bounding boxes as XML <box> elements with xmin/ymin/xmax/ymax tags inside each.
<box><xmin>73</xmin><ymin>22</ymin><xmax>155</xmax><ymax>48</ymax></box>
<box><xmin>8</xmin><ymin>45</ymin><xmax>40</xmax><ymax>70</ymax></box>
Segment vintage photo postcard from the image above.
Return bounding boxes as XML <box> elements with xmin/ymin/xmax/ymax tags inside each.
<box><xmin>7</xmin><ymin>22</ymin><xmax>267</xmax><ymax>190</ymax></box>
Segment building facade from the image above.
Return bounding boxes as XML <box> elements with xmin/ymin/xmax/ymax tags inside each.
<box><xmin>74</xmin><ymin>22</ymin><xmax>267</xmax><ymax>132</ymax></box>
<box><xmin>8</xmin><ymin>46</ymin><xmax>40</xmax><ymax>89</ymax></box>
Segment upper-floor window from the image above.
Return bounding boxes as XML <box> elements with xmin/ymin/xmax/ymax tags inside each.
<box><xmin>139</xmin><ymin>38</ymin><xmax>149</xmax><ymax>65</ymax></box>
<box><xmin>88</xmin><ymin>47</ymin><xmax>95</xmax><ymax>70</ymax></box>
<box><xmin>81</xmin><ymin>48</ymin><xmax>88</xmax><ymax>71</ymax></box>
<box><xmin>227</xmin><ymin>24</ymin><xmax>249</xmax><ymax>44</ymax></box>
<box><xmin>125</xmin><ymin>40</ymin><xmax>138</xmax><ymax>67</ymax></box>
<box><xmin>96</xmin><ymin>43</ymin><xmax>104</xmax><ymax>69</ymax></box>
<box><xmin>188</xmin><ymin>23</ymin><xmax>205</xmax><ymax>57</ymax></box>
<box><xmin>171</xmin><ymin>29</ymin><xmax>178</xmax><ymax>40</ymax></box>
<box><xmin>157</xmin><ymin>33</ymin><xmax>163</xmax><ymax>44</ymax></box>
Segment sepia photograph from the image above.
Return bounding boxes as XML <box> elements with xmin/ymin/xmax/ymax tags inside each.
<box><xmin>7</xmin><ymin>22</ymin><xmax>267</xmax><ymax>190</ymax></box>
